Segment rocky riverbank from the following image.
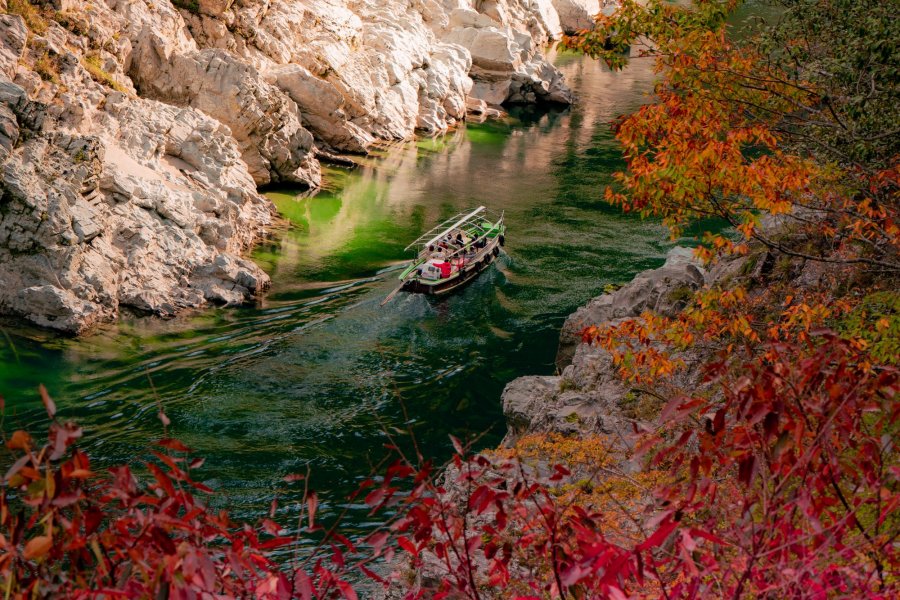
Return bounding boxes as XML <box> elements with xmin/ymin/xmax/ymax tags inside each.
<box><xmin>0</xmin><ymin>0</ymin><xmax>604</xmax><ymax>334</ymax></box>
<box><xmin>503</xmin><ymin>247</ymin><xmax>706</xmax><ymax>445</ymax></box>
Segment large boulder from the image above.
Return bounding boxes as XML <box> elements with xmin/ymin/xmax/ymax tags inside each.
<box><xmin>501</xmin><ymin>373</ymin><xmax>629</xmax><ymax>445</ymax></box>
<box><xmin>552</xmin><ymin>0</ymin><xmax>601</xmax><ymax>33</ymax></box>
<box><xmin>0</xmin><ymin>74</ymin><xmax>273</xmax><ymax>334</ymax></box>
<box><xmin>556</xmin><ymin>247</ymin><xmax>706</xmax><ymax>369</ymax></box>
<box><xmin>437</xmin><ymin>1</ymin><xmax>574</xmax><ymax>106</ymax></box>
<box><xmin>273</xmin><ymin>64</ymin><xmax>374</xmax><ymax>154</ymax></box>
<box><xmin>131</xmin><ymin>48</ymin><xmax>320</xmax><ymax>187</ymax></box>
<box><xmin>445</xmin><ymin>26</ymin><xmax>522</xmax><ymax>72</ymax></box>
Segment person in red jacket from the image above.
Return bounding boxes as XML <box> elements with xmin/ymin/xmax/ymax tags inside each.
<box><xmin>437</xmin><ymin>261</ymin><xmax>452</xmax><ymax>278</ymax></box>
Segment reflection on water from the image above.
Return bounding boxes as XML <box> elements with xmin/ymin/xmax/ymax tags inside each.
<box><xmin>1</xmin><ymin>51</ymin><xmax>673</xmax><ymax>533</ymax></box>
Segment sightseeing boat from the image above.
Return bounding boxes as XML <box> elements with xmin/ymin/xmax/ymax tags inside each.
<box><xmin>382</xmin><ymin>206</ymin><xmax>505</xmax><ymax>305</ymax></box>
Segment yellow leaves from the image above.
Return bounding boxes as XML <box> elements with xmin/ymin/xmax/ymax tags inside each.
<box><xmin>509</xmin><ymin>433</ymin><xmax>620</xmax><ymax>469</ymax></box>
<box><xmin>781</xmin><ymin>301</ymin><xmax>833</xmax><ymax>332</ymax></box>
<box><xmin>492</xmin><ymin>431</ymin><xmax>671</xmax><ymax>548</ymax></box>
<box><xmin>694</xmin><ymin>245</ymin><xmax>714</xmax><ymax>264</ymax></box>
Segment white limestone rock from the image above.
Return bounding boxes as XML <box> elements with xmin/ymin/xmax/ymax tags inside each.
<box><xmin>552</xmin><ymin>0</ymin><xmax>601</xmax><ymax>33</ymax></box>
<box><xmin>0</xmin><ymin>73</ymin><xmax>273</xmax><ymax>334</ymax></box>
<box><xmin>0</xmin><ymin>15</ymin><xmax>27</xmax><ymax>80</ymax></box>
<box><xmin>437</xmin><ymin>0</ymin><xmax>574</xmax><ymax>106</ymax></box>
<box><xmin>1</xmin><ymin>0</ymin><xmax>578</xmax><ymax>334</ymax></box>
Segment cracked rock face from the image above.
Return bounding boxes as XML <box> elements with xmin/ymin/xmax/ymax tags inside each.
<box><xmin>556</xmin><ymin>247</ymin><xmax>706</xmax><ymax>369</ymax></box>
<box><xmin>2</xmin><ymin>0</ymin><xmax>601</xmax><ymax>334</ymax></box>
<box><xmin>0</xmin><ymin>43</ymin><xmax>272</xmax><ymax>334</ymax></box>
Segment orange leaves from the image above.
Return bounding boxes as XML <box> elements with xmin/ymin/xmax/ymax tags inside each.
<box><xmin>23</xmin><ymin>535</ymin><xmax>53</xmax><ymax>561</ymax></box>
<box><xmin>6</xmin><ymin>430</ymin><xmax>32</xmax><ymax>451</ymax></box>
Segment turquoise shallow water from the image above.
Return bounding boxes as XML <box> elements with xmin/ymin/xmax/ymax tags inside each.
<box><xmin>1</xmin><ymin>51</ymin><xmax>676</xmax><ymax>536</ymax></box>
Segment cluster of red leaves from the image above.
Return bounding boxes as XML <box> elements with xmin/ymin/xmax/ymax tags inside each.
<box><xmin>352</xmin><ymin>337</ymin><xmax>896</xmax><ymax>599</ymax></box>
<box><xmin>0</xmin><ymin>388</ymin><xmax>367</xmax><ymax>599</ymax></box>
<box><xmin>647</xmin><ymin>333</ymin><xmax>899</xmax><ymax>597</ymax></box>
<box><xmin>3</xmin><ymin>342</ymin><xmax>896</xmax><ymax>599</ymax></box>
<box><xmin>362</xmin><ymin>438</ymin><xmax>668</xmax><ymax>599</ymax></box>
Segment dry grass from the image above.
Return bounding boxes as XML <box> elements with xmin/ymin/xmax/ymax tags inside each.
<box><xmin>34</xmin><ymin>52</ymin><xmax>59</xmax><ymax>83</ymax></box>
<box><xmin>7</xmin><ymin>0</ymin><xmax>50</xmax><ymax>35</ymax></box>
<box><xmin>81</xmin><ymin>55</ymin><xmax>128</xmax><ymax>93</ymax></box>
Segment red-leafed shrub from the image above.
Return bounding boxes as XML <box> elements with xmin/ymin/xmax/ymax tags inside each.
<box><xmin>0</xmin><ymin>388</ymin><xmax>365</xmax><ymax>599</ymax></box>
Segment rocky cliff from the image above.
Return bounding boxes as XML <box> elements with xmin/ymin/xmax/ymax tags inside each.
<box><xmin>1</xmin><ymin>0</ymin><xmax>603</xmax><ymax>334</ymax></box>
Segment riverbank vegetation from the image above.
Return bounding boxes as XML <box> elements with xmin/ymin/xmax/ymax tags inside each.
<box><xmin>1</xmin><ymin>0</ymin><xmax>897</xmax><ymax>597</ymax></box>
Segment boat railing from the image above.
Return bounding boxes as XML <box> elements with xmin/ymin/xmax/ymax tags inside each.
<box><xmin>420</xmin><ymin>212</ymin><xmax>503</xmax><ymax>264</ymax></box>
<box><xmin>403</xmin><ymin>207</ymin><xmax>484</xmax><ymax>252</ymax></box>
<box><xmin>402</xmin><ymin>213</ymin><xmax>466</xmax><ymax>251</ymax></box>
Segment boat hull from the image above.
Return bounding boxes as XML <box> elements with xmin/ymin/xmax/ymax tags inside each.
<box><xmin>402</xmin><ymin>246</ymin><xmax>501</xmax><ymax>296</ymax></box>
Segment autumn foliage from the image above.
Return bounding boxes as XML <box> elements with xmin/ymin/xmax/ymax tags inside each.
<box><xmin>564</xmin><ymin>0</ymin><xmax>898</xmax><ymax>271</ymax></box>
<box><xmin>0</xmin><ymin>386</ymin><xmax>383</xmax><ymax>598</ymax></box>
<box><xmin>2</xmin><ymin>0</ymin><xmax>899</xmax><ymax>598</ymax></box>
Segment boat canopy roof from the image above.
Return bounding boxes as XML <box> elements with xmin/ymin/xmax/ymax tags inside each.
<box><xmin>403</xmin><ymin>206</ymin><xmax>503</xmax><ymax>252</ymax></box>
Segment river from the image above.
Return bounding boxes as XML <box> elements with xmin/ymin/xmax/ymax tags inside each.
<box><xmin>1</xmin><ymin>50</ymin><xmax>676</xmax><ymax>537</ymax></box>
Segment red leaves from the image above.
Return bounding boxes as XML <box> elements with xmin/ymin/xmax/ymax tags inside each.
<box><xmin>2</xmin><ymin>397</ymin><xmax>381</xmax><ymax>599</ymax></box>
<box><xmin>157</xmin><ymin>438</ymin><xmax>192</xmax><ymax>453</ymax></box>
<box><xmin>364</xmin><ymin>486</ymin><xmax>388</xmax><ymax>511</ymax></box>
<box><xmin>636</xmin><ymin>520</ymin><xmax>679</xmax><ymax>552</ymax></box>
<box><xmin>450</xmin><ymin>434</ymin><xmax>464</xmax><ymax>455</ymax></box>
<box><xmin>149</xmin><ymin>526</ymin><xmax>176</xmax><ymax>555</ymax></box>
<box><xmin>4</xmin><ymin>314</ymin><xmax>898</xmax><ymax>600</ymax></box>
<box><xmin>397</xmin><ymin>535</ymin><xmax>418</xmax><ymax>556</ymax></box>
<box><xmin>366</xmin><ymin>530</ymin><xmax>390</xmax><ymax>557</ymax></box>
<box><xmin>737</xmin><ymin>455</ymin><xmax>757</xmax><ymax>486</ymax></box>
<box><xmin>147</xmin><ymin>462</ymin><xmax>176</xmax><ymax>497</ymax></box>
<box><xmin>48</xmin><ymin>422</ymin><xmax>82</xmax><ymax>461</ymax></box>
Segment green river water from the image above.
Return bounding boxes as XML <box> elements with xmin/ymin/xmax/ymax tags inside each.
<box><xmin>1</xmin><ymin>51</ymin><xmax>680</xmax><ymax>539</ymax></box>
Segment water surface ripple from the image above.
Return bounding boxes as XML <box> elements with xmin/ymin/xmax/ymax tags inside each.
<box><xmin>1</xmin><ymin>52</ymin><xmax>675</xmax><ymax>533</ymax></box>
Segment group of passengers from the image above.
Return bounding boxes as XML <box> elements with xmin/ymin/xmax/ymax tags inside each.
<box><xmin>415</xmin><ymin>228</ymin><xmax>491</xmax><ymax>280</ymax></box>
<box><xmin>427</xmin><ymin>229</ymin><xmax>488</xmax><ymax>260</ymax></box>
